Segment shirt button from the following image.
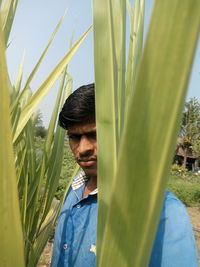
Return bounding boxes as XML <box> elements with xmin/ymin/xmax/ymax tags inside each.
<box><xmin>76</xmin><ymin>204</ymin><xmax>81</xmax><ymax>208</ymax></box>
<box><xmin>63</xmin><ymin>244</ymin><xmax>68</xmax><ymax>250</ymax></box>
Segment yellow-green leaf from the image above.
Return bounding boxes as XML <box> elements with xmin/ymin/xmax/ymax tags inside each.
<box><xmin>97</xmin><ymin>0</ymin><xmax>200</xmax><ymax>266</ymax></box>
<box><xmin>13</xmin><ymin>26</ymin><xmax>92</xmax><ymax>143</ymax></box>
<box><xmin>0</xmin><ymin>20</ymin><xmax>25</xmax><ymax>267</ymax></box>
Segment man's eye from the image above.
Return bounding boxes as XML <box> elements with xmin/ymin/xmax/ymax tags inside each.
<box><xmin>68</xmin><ymin>134</ymin><xmax>80</xmax><ymax>140</ymax></box>
<box><xmin>88</xmin><ymin>132</ymin><xmax>96</xmax><ymax>139</ymax></box>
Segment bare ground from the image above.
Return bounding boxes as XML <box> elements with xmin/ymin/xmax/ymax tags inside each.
<box><xmin>37</xmin><ymin>242</ymin><xmax>53</xmax><ymax>267</ymax></box>
<box><xmin>37</xmin><ymin>207</ymin><xmax>200</xmax><ymax>267</ymax></box>
<box><xmin>187</xmin><ymin>207</ymin><xmax>200</xmax><ymax>265</ymax></box>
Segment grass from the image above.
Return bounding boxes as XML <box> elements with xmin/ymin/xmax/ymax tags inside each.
<box><xmin>58</xmin><ymin>153</ymin><xmax>200</xmax><ymax>207</ymax></box>
<box><xmin>35</xmin><ymin>137</ymin><xmax>200</xmax><ymax>207</ymax></box>
<box><xmin>57</xmin><ymin>142</ymin><xmax>200</xmax><ymax>207</ymax></box>
<box><xmin>58</xmin><ymin>143</ymin><xmax>200</xmax><ymax>208</ymax></box>
<box><xmin>168</xmin><ymin>171</ymin><xmax>200</xmax><ymax>207</ymax></box>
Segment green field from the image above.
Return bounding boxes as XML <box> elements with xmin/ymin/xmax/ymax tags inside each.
<box><xmin>36</xmin><ymin>138</ymin><xmax>200</xmax><ymax>207</ymax></box>
<box><xmin>168</xmin><ymin>171</ymin><xmax>200</xmax><ymax>207</ymax></box>
<box><xmin>55</xmin><ymin>140</ymin><xmax>200</xmax><ymax>207</ymax></box>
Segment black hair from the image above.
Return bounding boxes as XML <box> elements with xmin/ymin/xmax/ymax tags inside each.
<box><xmin>59</xmin><ymin>83</ymin><xmax>95</xmax><ymax>130</ymax></box>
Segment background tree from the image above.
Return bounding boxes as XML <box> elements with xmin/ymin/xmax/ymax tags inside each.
<box><xmin>178</xmin><ymin>98</ymin><xmax>200</xmax><ymax>167</ymax></box>
<box><xmin>180</xmin><ymin>97</ymin><xmax>200</xmax><ymax>141</ymax></box>
<box><xmin>34</xmin><ymin>112</ymin><xmax>47</xmax><ymax>138</ymax></box>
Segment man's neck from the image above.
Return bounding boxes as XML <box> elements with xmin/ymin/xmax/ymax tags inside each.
<box><xmin>83</xmin><ymin>176</ymin><xmax>97</xmax><ymax>197</ymax></box>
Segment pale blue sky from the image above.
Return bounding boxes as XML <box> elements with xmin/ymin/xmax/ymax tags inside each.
<box><xmin>6</xmin><ymin>0</ymin><xmax>200</xmax><ymax>127</ymax></box>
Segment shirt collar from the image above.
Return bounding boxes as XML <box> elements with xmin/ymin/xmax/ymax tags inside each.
<box><xmin>72</xmin><ymin>171</ymin><xmax>98</xmax><ymax>195</ymax></box>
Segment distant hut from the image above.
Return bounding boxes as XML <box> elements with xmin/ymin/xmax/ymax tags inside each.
<box><xmin>174</xmin><ymin>138</ymin><xmax>198</xmax><ymax>171</ymax></box>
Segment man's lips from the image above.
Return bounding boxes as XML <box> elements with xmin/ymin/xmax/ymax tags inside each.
<box><xmin>78</xmin><ymin>158</ymin><xmax>97</xmax><ymax>167</ymax></box>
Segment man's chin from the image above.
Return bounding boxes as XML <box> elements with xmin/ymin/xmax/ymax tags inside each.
<box><xmin>82</xmin><ymin>167</ymin><xmax>97</xmax><ymax>178</ymax></box>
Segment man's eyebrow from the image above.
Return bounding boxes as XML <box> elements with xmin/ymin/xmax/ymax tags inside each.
<box><xmin>86</xmin><ymin>130</ymin><xmax>96</xmax><ymax>134</ymax></box>
<box><xmin>67</xmin><ymin>132</ymin><xmax>80</xmax><ymax>136</ymax></box>
<box><xmin>67</xmin><ymin>129</ymin><xmax>96</xmax><ymax>135</ymax></box>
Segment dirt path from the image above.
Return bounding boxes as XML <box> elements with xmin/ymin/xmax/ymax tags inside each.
<box><xmin>37</xmin><ymin>208</ymin><xmax>200</xmax><ymax>267</ymax></box>
<box><xmin>37</xmin><ymin>242</ymin><xmax>53</xmax><ymax>267</ymax></box>
<box><xmin>187</xmin><ymin>207</ymin><xmax>200</xmax><ymax>265</ymax></box>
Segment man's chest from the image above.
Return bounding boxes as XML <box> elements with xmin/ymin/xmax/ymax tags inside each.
<box><xmin>57</xmin><ymin>193</ymin><xmax>98</xmax><ymax>266</ymax></box>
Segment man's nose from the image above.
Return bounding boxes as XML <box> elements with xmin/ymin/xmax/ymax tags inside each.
<box><xmin>78</xmin><ymin>136</ymin><xmax>93</xmax><ymax>156</ymax></box>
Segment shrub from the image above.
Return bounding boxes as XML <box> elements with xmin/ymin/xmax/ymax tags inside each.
<box><xmin>171</xmin><ymin>163</ymin><xmax>187</xmax><ymax>173</ymax></box>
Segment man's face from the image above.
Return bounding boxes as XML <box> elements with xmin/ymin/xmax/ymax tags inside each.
<box><xmin>67</xmin><ymin>121</ymin><xmax>97</xmax><ymax>178</ymax></box>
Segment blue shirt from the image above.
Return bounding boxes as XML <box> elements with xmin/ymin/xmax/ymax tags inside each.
<box><xmin>51</xmin><ymin>172</ymin><xmax>198</xmax><ymax>267</ymax></box>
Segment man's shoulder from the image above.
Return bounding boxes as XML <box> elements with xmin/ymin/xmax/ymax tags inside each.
<box><xmin>163</xmin><ymin>189</ymin><xmax>186</xmax><ymax>214</ymax></box>
<box><xmin>161</xmin><ymin>189</ymin><xmax>192</xmax><ymax>231</ymax></box>
<box><xmin>164</xmin><ymin>189</ymin><xmax>181</xmax><ymax>201</ymax></box>
<box><xmin>150</xmin><ymin>190</ymin><xmax>198</xmax><ymax>266</ymax></box>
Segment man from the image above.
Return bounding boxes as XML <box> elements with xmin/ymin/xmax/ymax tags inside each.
<box><xmin>51</xmin><ymin>83</ymin><xmax>198</xmax><ymax>267</ymax></box>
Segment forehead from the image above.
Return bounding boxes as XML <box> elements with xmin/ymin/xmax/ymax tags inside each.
<box><xmin>67</xmin><ymin>122</ymin><xmax>96</xmax><ymax>135</ymax></box>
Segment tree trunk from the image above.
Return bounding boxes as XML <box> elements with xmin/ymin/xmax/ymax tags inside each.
<box><xmin>182</xmin><ymin>147</ymin><xmax>187</xmax><ymax>168</ymax></box>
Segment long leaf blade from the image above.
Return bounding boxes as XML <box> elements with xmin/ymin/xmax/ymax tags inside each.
<box><xmin>98</xmin><ymin>0</ymin><xmax>200</xmax><ymax>266</ymax></box>
<box><xmin>0</xmin><ymin>0</ymin><xmax>19</xmax><ymax>45</ymax></box>
<box><xmin>93</xmin><ymin>0</ymin><xmax>125</xmax><ymax>250</ymax></box>
<box><xmin>0</xmin><ymin>20</ymin><xmax>25</xmax><ymax>267</ymax></box>
<box><xmin>22</xmin><ymin>12</ymin><xmax>67</xmax><ymax>94</ymax></box>
<box><xmin>13</xmin><ymin>26</ymin><xmax>92</xmax><ymax>143</ymax></box>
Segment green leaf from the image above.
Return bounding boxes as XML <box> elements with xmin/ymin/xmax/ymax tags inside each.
<box><xmin>11</xmin><ymin>12</ymin><xmax>67</xmax><ymax>115</ymax></box>
<box><xmin>93</xmin><ymin>0</ymin><xmax>125</xmax><ymax>249</ymax></box>
<box><xmin>125</xmin><ymin>0</ymin><xmax>145</xmax><ymax>101</ymax></box>
<box><xmin>28</xmin><ymin>220</ymin><xmax>54</xmax><ymax>267</ymax></box>
<box><xmin>38</xmin><ymin>73</ymin><xmax>72</xmax><ymax>227</ymax></box>
<box><xmin>96</xmin><ymin>0</ymin><xmax>200</xmax><ymax>266</ymax></box>
<box><xmin>0</xmin><ymin>0</ymin><xmax>19</xmax><ymax>45</ymax></box>
<box><xmin>0</xmin><ymin>21</ymin><xmax>25</xmax><ymax>267</ymax></box>
<box><xmin>13</xmin><ymin>26</ymin><xmax>92</xmax><ymax>143</ymax></box>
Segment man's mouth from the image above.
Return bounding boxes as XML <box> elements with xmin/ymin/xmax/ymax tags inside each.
<box><xmin>78</xmin><ymin>158</ymin><xmax>97</xmax><ymax>167</ymax></box>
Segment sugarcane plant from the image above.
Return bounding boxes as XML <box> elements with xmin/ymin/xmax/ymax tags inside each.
<box><xmin>0</xmin><ymin>1</ymin><xmax>90</xmax><ymax>266</ymax></box>
<box><xmin>0</xmin><ymin>0</ymin><xmax>199</xmax><ymax>266</ymax></box>
<box><xmin>93</xmin><ymin>0</ymin><xmax>200</xmax><ymax>266</ymax></box>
